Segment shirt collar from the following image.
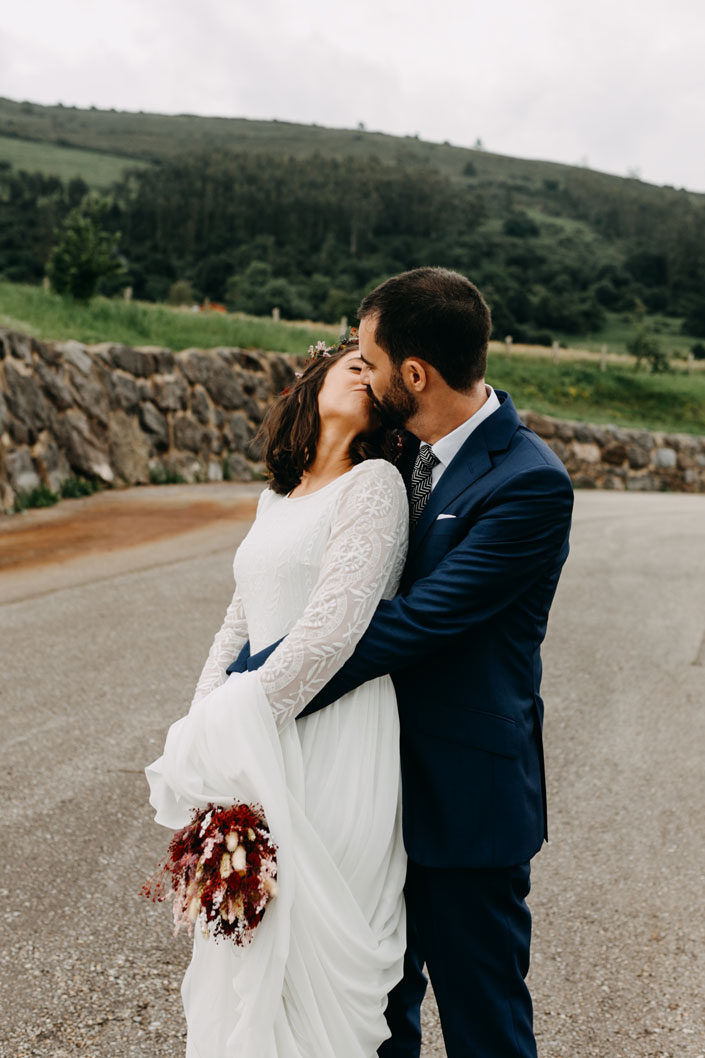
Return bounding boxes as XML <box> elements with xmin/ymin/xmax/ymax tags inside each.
<box><xmin>430</xmin><ymin>385</ymin><xmax>500</xmax><ymax>469</ymax></box>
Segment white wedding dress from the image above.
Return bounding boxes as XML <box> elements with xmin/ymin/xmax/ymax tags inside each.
<box><xmin>146</xmin><ymin>459</ymin><xmax>410</xmax><ymax>1058</ymax></box>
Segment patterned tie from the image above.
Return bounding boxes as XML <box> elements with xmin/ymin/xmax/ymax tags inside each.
<box><xmin>409</xmin><ymin>443</ymin><xmax>439</xmax><ymax>530</ymax></box>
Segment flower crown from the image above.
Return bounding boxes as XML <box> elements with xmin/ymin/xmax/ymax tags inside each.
<box><xmin>294</xmin><ymin>327</ymin><xmax>359</xmax><ymax>379</ymax></box>
<box><xmin>305</xmin><ymin>326</ymin><xmax>359</xmax><ymax>362</ymax></box>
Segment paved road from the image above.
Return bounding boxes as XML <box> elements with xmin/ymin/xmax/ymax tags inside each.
<box><xmin>1</xmin><ymin>486</ymin><xmax>704</xmax><ymax>1057</ymax></box>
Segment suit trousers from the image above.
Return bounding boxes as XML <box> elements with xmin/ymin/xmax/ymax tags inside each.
<box><xmin>379</xmin><ymin>859</ymin><xmax>536</xmax><ymax>1058</ymax></box>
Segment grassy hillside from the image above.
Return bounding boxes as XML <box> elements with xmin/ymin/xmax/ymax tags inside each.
<box><xmin>1</xmin><ymin>280</ymin><xmax>703</xmax><ymax>436</ymax></box>
<box><xmin>0</xmin><ymin>95</ymin><xmax>585</xmax><ymax>177</ymax></box>
<box><xmin>0</xmin><ymin>280</ymin><xmax>340</xmax><ymax>354</ymax></box>
<box><xmin>2</xmin><ymin>278</ymin><xmax>699</xmax><ymax>361</ymax></box>
<box><xmin>553</xmin><ymin>312</ymin><xmax>697</xmax><ymax>359</ymax></box>
<box><xmin>2</xmin><ymin>97</ymin><xmax>704</xmax><ymax>355</ymax></box>
<box><xmin>0</xmin><ymin>133</ymin><xmax>148</xmax><ymax>187</ymax></box>
<box><xmin>1</xmin><ymin>96</ymin><xmax>702</xmax><ymax>205</ymax></box>
<box><xmin>486</xmin><ymin>353</ymin><xmax>705</xmax><ymax>435</ymax></box>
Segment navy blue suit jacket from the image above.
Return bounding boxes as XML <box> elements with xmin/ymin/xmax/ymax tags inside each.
<box><xmin>226</xmin><ymin>391</ymin><xmax>573</xmax><ymax>869</ymax></box>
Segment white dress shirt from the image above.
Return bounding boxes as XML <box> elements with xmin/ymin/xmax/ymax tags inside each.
<box><xmin>428</xmin><ymin>385</ymin><xmax>500</xmax><ymax>489</ymax></box>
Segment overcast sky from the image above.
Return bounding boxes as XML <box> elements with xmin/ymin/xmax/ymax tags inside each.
<box><xmin>2</xmin><ymin>0</ymin><xmax>704</xmax><ymax>191</ymax></box>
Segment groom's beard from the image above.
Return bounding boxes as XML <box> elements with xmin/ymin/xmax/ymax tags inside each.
<box><xmin>367</xmin><ymin>370</ymin><xmax>418</xmax><ymax>429</ymax></box>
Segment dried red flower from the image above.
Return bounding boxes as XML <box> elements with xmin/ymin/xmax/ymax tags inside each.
<box><xmin>141</xmin><ymin>802</ymin><xmax>278</xmax><ymax>946</ymax></box>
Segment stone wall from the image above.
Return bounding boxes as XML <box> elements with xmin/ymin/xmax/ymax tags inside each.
<box><xmin>520</xmin><ymin>411</ymin><xmax>705</xmax><ymax>492</ymax></box>
<box><xmin>1</xmin><ymin>327</ymin><xmax>704</xmax><ymax>513</ymax></box>
<box><xmin>0</xmin><ymin>329</ymin><xmax>295</xmax><ymax>513</ymax></box>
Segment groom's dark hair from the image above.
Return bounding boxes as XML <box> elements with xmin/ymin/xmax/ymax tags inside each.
<box><xmin>358</xmin><ymin>267</ymin><xmax>492</xmax><ymax>391</ymax></box>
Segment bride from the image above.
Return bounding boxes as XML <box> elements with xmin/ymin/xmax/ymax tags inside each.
<box><xmin>146</xmin><ymin>337</ymin><xmax>410</xmax><ymax>1058</ymax></box>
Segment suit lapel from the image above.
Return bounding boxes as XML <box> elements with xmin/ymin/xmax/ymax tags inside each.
<box><xmin>408</xmin><ymin>391</ymin><xmax>521</xmax><ymax>557</ymax></box>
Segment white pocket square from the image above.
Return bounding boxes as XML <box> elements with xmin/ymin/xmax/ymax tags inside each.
<box><xmin>437</xmin><ymin>513</ymin><xmax>457</xmax><ymax>520</ymax></box>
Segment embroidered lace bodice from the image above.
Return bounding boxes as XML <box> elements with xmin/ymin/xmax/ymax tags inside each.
<box><xmin>192</xmin><ymin>459</ymin><xmax>409</xmax><ymax>728</ymax></box>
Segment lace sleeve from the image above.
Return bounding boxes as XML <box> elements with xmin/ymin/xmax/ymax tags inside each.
<box><xmin>190</xmin><ymin>489</ymin><xmax>273</xmax><ymax>705</ymax></box>
<box><xmin>258</xmin><ymin>460</ymin><xmax>409</xmax><ymax>728</ymax></box>
<box><xmin>191</xmin><ymin>588</ymin><xmax>249</xmax><ymax>706</ymax></box>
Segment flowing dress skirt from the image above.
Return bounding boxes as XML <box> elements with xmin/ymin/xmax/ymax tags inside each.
<box><xmin>146</xmin><ymin>669</ymin><xmax>407</xmax><ymax>1058</ymax></box>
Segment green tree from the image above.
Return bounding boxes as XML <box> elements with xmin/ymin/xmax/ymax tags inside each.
<box><xmin>627</xmin><ymin>327</ymin><xmax>669</xmax><ymax>373</ymax></box>
<box><xmin>503</xmin><ymin>212</ymin><xmax>539</xmax><ymax>238</ymax></box>
<box><xmin>261</xmin><ymin>278</ymin><xmax>313</xmax><ymax>320</ymax></box>
<box><xmin>47</xmin><ymin>196</ymin><xmax>125</xmax><ymax>300</ymax></box>
<box><xmin>225</xmin><ymin>261</ymin><xmax>274</xmax><ymax>314</ymax></box>
<box><xmin>683</xmin><ymin>299</ymin><xmax>705</xmax><ymax>338</ymax></box>
<box><xmin>167</xmin><ymin>279</ymin><xmax>194</xmax><ymax>305</ymax></box>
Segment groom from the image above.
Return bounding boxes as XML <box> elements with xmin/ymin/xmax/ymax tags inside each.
<box><xmin>228</xmin><ymin>267</ymin><xmax>573</xmax><ymax>1057</ymax></box>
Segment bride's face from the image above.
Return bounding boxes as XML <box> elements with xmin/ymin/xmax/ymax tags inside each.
<box><xmin>317</xmin><ymin>349</ymin><xmax>376</xmax><ymax>432</ymax></box>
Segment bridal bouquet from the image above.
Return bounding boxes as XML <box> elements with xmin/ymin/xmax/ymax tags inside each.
<box><xmin>141</xmin><ymin>802</ymin><xmax>278</xmax><ymax>945</ymax></box>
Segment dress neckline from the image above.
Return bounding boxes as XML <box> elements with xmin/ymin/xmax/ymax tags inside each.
<box><xmin>285</xmin><ymin>462</ymin><xmax>364</xmax><ymax>501</ymax></box>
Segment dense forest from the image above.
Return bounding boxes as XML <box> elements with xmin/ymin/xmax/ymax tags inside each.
<box><xmin>1</xmin><ymin>98</ymin><xmax>705</xmax><ymax>342</ymax></box>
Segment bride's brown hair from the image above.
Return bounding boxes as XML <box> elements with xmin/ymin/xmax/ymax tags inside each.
<box><xmin>258</xmin><ymin>344</ymin><xmax>402</xmax><ymax>495</ymax></box>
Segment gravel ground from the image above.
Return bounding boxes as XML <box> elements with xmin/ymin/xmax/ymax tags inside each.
<box><xmin>1</xmin><ymin>486</ymin><xmax>704</xmax><ymax>1057</ymax></box>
